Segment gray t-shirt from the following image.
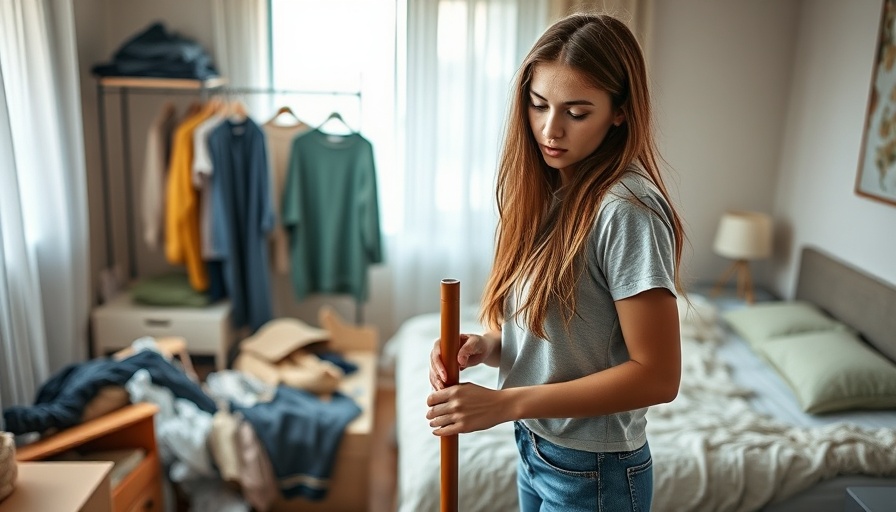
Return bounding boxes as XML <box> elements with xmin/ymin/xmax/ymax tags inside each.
<box><xmin>498</xmin><ymin>171</ymin><xmax>677</xmax><ymax>453</ymax></box>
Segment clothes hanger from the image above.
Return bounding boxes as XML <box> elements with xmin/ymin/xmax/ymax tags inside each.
<box><xmin>317</xmin><ymin>111</ymin><xmax>354</xmax><ymax>135</ymax></box>
<box><xmin>267</xmin><ymin>105</ymin><xmax>303</xmax><ymax>126</ymax></box>
<box><xmin>228</xmin><ymin>97</ymin><xmax>249</xmax><ymax>122</ymax></box>
<box><xmin>185</xmin><ymin>101</ymin><xmax>203</xmax><ymax>117</ymax></box>
<box><xmin>205</xmin><ymin>96</ymin><xmax>224</xmax><ymax>115</ymax></box>
<box><xmin>161</xmin><ymin>101</ymin><xmax>176</xmax><ymax>119</ymax></box>
<box><xmin>213</xmin><ymin>88</ymin><xmax>246</xmax><ymax>121</ymax></box>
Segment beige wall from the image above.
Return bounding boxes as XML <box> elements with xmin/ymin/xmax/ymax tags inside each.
<box><xmin>771</xmin><ymin>0</ymin><xmax>896</xmax><ymax>296</ymax></box>
<box><xmin>651</xmin><ymin>0</ymin><xmax>896</xmax><ymax>296</ymax></box>
<box><xmin>74</xmin><ymin>0</ymin><xmax>107</xmax><ymax>304</ymax></box>
<box><xmin>650</xmin><ymin>0</ymin><xmax>801</xmax><ymax>290</ymax></box>
<box><xmin>74</xmin><ymin>1</ymin><xmax>894</xmax><ymax>343</ymax></box>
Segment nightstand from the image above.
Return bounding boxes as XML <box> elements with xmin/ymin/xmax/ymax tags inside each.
<box><xmin>845</xmin><ymin>486</ymin><xmax>896</xmax><ymax>512</ymax></box>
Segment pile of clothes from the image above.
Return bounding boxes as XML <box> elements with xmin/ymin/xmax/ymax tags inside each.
<box><xmin>1</xmin><ymin>310</ymin><xmax>376</xmax><ymax>512</ymax></box>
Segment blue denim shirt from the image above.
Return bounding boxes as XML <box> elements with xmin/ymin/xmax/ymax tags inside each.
<box><xmin>235</xmin><ymin>386</ymin><xmax>361</xmax><ymax>500</ymax></box>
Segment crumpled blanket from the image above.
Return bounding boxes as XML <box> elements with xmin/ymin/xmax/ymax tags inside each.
<box><xmin>126</xmin><ymin>369</ymin><xmax>248</xmax><ymax>512</ymax></box>
<box><xmin>649</xmin><ymin>296</ymin><xmax>896</xmax><ymax>512</ymax></box>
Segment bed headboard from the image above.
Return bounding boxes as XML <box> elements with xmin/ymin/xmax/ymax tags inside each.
<box><xmin>795</xmin><ymin>246</ymin><xmax>896</xmax><ymax>363</ymax></box>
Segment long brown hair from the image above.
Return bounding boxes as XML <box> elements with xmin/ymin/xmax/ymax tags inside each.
<box><xmin>480</xmin><ymin>13</ymin><xmax>685</xmax><ymax>338</ymax></box>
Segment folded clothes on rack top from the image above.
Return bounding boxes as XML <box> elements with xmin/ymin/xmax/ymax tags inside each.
<box><xmin>92</xmin><ymin>22</ymin><xmax>219</xmax><ymax>80</ymax></box>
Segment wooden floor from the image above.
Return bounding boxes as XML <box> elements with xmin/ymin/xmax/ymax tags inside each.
<box><xmin>369</xmin><ymin>379</ymin><xmax>398</xmax><ymax>512</ymax></box>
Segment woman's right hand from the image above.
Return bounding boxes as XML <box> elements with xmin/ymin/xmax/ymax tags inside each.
<box><xmin>429</xmin><ymin>333</ymin><xmax>492</xmax><ymax>390</ymax></box>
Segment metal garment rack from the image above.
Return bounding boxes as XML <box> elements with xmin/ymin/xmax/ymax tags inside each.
<box><xmin>95</xmin><ymin>76</ymin><xmax>366</xmax><ymax>323</ymax></box>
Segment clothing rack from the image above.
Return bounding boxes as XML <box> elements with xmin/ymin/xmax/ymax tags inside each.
<box><xmin>215</xmin><ymin>86</ymin><xmax>362</xmax><ymax>97</ymax></box>
<box><xmin>95</xmin><ymin>76</ymin><xmax>366</xmax><ymax>324</ymax></box>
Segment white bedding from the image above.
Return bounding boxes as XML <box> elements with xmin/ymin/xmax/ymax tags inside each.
<box><xmin>653</xmin><ymin>295</ymin><xmax>896</xmax><ymax>511</ymax></box>
<box><xmin>391</xmin><ymin>310</ymin><xmax>520</xmax><ymax>512</ymax></box>
<box><xmin>388</xmin><ymin>297</ymin><xmax>896</xmax><ymax>512</ymax></box>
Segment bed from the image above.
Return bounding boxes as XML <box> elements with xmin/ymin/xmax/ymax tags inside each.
<box><xmin>384</xmin><ymin>246</ymin><xmax>896</xmax><ymax>512</ymax></box>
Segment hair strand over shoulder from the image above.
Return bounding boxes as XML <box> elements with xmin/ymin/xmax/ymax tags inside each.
<box><xmin>480</xmin><ymin>12</ymin><xmax>686</xmax><ymax>339</ymax></box>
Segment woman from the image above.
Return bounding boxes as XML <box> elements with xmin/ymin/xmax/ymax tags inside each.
<box><xmin>427</xmin><ymin>12</ymin><xmax>685</xmax><ymax>512</ymax></box>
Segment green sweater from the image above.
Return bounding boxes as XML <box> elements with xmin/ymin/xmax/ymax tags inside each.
<box><xmin>281</xmin><ymin>129</ymin><xmax>383</xmax><ymax>302</ymax></box>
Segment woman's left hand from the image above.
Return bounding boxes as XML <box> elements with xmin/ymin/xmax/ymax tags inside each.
<box><xmin>426</xmin><ymin>383</ymin><xmax>509</xmax><ymax>436</ymax></box>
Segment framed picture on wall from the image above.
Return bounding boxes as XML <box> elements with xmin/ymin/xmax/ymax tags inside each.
<box><xmin>856</xmin><ymin>0</ymin><xmax>896</xmax><ymax>207</ymax></box>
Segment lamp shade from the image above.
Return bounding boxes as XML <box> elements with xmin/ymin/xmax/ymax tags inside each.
<box><xmin>713</xmin><ymin>211</ymin><xmax>773</xmax><ymax>260</ymax></box>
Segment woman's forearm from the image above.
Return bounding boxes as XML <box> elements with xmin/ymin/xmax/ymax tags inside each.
<box><xmin>500</xmin><ymin>358</ymin><xmax>679</xmax><ymax>422</ymax></box>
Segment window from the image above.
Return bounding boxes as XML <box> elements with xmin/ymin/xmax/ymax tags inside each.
<box><xmin>269</xmin><ymin>0</ymin><xmax>398</xmax><ymax>231</ymax></box>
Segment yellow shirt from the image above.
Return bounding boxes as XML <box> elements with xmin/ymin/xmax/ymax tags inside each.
<box><xmin>165</xmin><ymin>104</ymin><xmax>216</xmax><ymax>291</ymax></box>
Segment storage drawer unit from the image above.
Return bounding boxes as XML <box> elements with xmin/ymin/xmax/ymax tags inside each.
<box><xmin>92</xmin><ymin>293</ymin><xmax>234</xmax><ymax>370</ymax></box>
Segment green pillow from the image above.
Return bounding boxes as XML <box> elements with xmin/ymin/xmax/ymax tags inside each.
<box><xmin>755</xmin><ymin>330</ymin><xmax>896</xmax><ymax>414</ymax></box>
<box><xmin>722</xmin><ymin>301</ymin><xmax>844</xmax><ymax>347</ymax></box>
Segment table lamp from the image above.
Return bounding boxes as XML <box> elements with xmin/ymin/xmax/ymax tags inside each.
<box><xmin>710</xmin><ymin>210</ymin><xmax>773</xmax><ymax>303</ymax></box>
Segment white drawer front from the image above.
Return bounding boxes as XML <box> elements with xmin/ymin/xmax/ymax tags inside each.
<box><xmin>93</xmin><ymin>310</ymin><xmax>230</xmax><ymax>354</ymax></box>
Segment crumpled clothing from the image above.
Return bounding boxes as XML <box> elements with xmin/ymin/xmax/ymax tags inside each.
<box><xmin>125</xmin><ymin>370</ymin><xmax>215</xmax><ymax>482</ymax></box>
<box><xmin>3</xmin><ymin>349</ymin><xmax>214</xmax><ymax>435</ymax></box>
<box><xmin>204</xmin><ymin>370</ymin><xmax>274</xmax><ymax>409</ymax></box>
<box><xmin>179</xmin><ymin>478</ymin><xmax>249</xmax><ymax>512</ymax></box>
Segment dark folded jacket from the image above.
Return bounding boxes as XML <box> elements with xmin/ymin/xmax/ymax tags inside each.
<box><xmin>2</xmin><ymin>350</ymin><xmax>216</xmax><ymax>435</ymax></box>
<box><xmin>92</xmin><ymin>22</ymin><xmax>218</xmax><ymax>79</ymax></box>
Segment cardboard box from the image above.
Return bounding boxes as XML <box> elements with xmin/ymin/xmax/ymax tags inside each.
<box><xmin>0</xmin><ymin>461</ymin><xmax>113</xmax><ymax>512</ymax></box>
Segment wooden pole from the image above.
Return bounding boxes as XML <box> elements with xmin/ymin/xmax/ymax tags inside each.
<box><xmin>439</xmin><ymin>278</ymin><xmax>460</xmax><ymax>512</ymax></box>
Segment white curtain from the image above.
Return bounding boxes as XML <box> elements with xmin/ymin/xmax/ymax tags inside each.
<box><xmin>391</xmin><ymin>0</ymin><xmax>549</xmax><ymax>326</ymax></box>
<box><xmin>211</xmin><ymin>0</ymin><xmax>272</xmax><ymax>116</ymax></box>
<box><xmin>0</xmin><ymin>0</ymin><xmax>90</xmax><ymax>410</ymax></box>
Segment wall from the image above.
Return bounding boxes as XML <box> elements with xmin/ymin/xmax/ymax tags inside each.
<box><xmin>74</xmin><ymin>0</ymin><xmax>803</xmax><ymax>341</ymax></box>
<box><xmin>771</xmin><ymin>0</ymin><xmax>896</xmax><ymax>296</ymax></box>
<box><xmin>650</xmin><ymin>0</ymin><xmax>896</xmax><ymax>297</ymax></box>
<box><xmin>74</xmin><ymin>1</ymin><xmax>893</xmax><ymax>343</ymax></box>
<box><xmin>74</xmin><ymin>0</ymin><xmax>108</xmax><ymax>306</ymax></box>
<box><xmin>650</xmin><ymin>0</ymin><xmax>801</xmax><ymax>289</ymax></box>
<box><xmin>74</xmin><ymin>0</ymin><xmax>392</xmax><ymax>340</ymax></box>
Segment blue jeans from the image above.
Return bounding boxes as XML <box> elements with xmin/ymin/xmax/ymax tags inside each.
<box><xmin>514</xmin><ymin>421</ymin><xmax>653</xmax><ymax>512</ymax></box>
